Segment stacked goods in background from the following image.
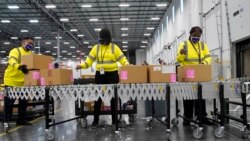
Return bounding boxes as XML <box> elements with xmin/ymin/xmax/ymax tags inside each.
<box><xmin>22</xmin><ymin>54</ymin><xmax>73</xmax><ymax>86</ymax></box>
<box><xmin>177</xmin><ymin>64</ymin><xmax>212</xmax><ymax>82</ymax></box>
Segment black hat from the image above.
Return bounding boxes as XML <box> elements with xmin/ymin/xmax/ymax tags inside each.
<box><xmin>189</xmin><ymin>26</ymin><xmax>202</xmax><ymax>34</ymax></box>
<box><xmin>99</xmin><ymin>28</ymin><xmax>112</xmax><ymax>45</ymax></box>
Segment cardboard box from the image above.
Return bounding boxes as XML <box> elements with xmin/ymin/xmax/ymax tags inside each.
<box><xmin>119</xmin><ymin>65</ymin><xmax>148</xmax><ymax>84</ymax></box>
<box><xmin>24</xmin><ymin>70</ymin><xmax>41</xmax><ymax>86</ymax></box>
<box><xmin>22</xmin><ymin>54</ymin><xmax>52</xmax><ymax>70</ymax></box>
<box><xmin>40</xmin><ymin>69</ymin><xmax>73</xmax><ymax>85</ymax></box>
<box><xmin>177</xmin><ymin>64</ymin><xmax>212</xmax><ymax>82</ymax></box>
<box><xmin>148</xmin><ymin>65</ymin><xmax>176</xmax><ymax>83</ymax></box>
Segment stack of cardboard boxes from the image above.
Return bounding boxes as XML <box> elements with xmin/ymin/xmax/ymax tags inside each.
<box><xmin>119</xmin><ymin>65</ymin><xmax>176</xmax><ymax>83</ymax></box>
<box><xmin>119</xmin><ymin>64</ymin><xmax>211</xmax><ymax>83</ymax></box>
<box><xmin>23</xmin><ymin>54</ymin><xmax>73</xmax><ymax>86</ymax></box>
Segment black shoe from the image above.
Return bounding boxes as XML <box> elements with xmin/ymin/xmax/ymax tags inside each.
<box><xmin>16</xmin><ymin>121</ymin><xmax>32</xmax><ymax>126</ymax></box>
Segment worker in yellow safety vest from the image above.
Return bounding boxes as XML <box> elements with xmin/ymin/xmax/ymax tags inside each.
<box><xmin>76</xmin><ymin>28</ymin><xmax>129</xmax><ymax>127</ymax></box>
<box><xmin>4</xmin><ymin>37</ymin><xmax>33</xmax><ymax>126</ymax></box>
<box><xmin>177</xmin><ymin>26</ymin><xmax>213</xmax><ymax>126</ymax></box>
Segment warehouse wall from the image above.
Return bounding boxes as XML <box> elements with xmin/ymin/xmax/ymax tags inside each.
<box><xmin>145</xmin><ymin>0</ymin><xmax>250</xmax><ymax>80</ymax></box>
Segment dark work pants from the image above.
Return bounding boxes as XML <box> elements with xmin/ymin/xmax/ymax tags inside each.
<box><xmin>93</xmin><ymin>71</ymin><xmax>119</xmax><ymax>124</ymax></box>
<box><xmin>5</xmin><ymin>89</ymin><xmax>28</xmax><ymax>122</ymax></box>
<box><xmin>183</xmin><ymin>99</ymin><xmax>207</xmax><ymax>121</ymax></box>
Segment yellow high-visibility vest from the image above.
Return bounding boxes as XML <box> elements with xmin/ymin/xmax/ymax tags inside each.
<box><xmin>4</xmin><ymin>47</ymin><xmax>32</xmax><ymax>86</ymax></box>
<box><xmin>177</xmin><ymin>40</ymin><xmax>211</xmax><ymax>66</ymax></box>
<box><xmin>81</xmin><ymin>43</ymin><xmax>129</xmax><ymax>71</ymax></box>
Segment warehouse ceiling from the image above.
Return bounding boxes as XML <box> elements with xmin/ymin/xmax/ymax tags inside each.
<box><xmin>0</xmin><ymin>0</ymin><xmax>171</xmax><ymax>62</ymax></box>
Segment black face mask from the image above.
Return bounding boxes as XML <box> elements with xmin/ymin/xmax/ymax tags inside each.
<box><xmin>99</xmin><ymin>38</ymin><xmax>107</xmax><ymax>45</ymax></box>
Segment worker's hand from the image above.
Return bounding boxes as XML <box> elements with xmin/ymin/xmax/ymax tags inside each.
<box><xmin>180</xmin><ymin>48</ymin><xmax>187</xmax><ymax>55</ymax></box>
<box><xmin>75</xmin><ymin>65</ymin><xmax>82</xmax><ymax>70</ymax></box>
<box><xmin>18</xmin><ymin>65</ymin><xmax>29</xmax><ymax>74</ymax></box>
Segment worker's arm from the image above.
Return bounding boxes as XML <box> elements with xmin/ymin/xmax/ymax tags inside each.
<box><xmin>8</xmin><ymin>49</ymin><xmax>20</xmax><ymax>70</ymax></box>
<box><xmin>202</xmin><ymin>43</ymin><xmax>211</xmax><ymax>65</ymax></box>
<box><xmin>176</xmin><ymin>42</ymin><xmax>186</xmax><ymax>63</ymax></box>
<box><xmin>79</xmin><ymin>46</ymin><xmax>97</xmax><ymax>69</ymax></box>
<box><xmin>115</xmin><ymin>46</ymin><xmax>129</xmax><ymax>66</ymax></box>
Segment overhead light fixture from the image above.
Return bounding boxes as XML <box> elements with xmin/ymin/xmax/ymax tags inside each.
<box><xmin>147</xmin><ymin>27</ymin><xmax>154</xmax><ymax>30</ymax></box>
<box><xmin>141</xmin><ymin>46</ymin><xmax>146</xmax><ymax>48</ymax></box>
<box><xmin>64</xmin><ymin>42</ymin><xmax>70</xmax><ymax>44</ymax></box>
<box><xmin>35</xmin><ymin>37</ymin><xmax>42</xmax><ymax>39</ymax></box>
<box><xmin>29</xmin><ymin>19</ymin><xmax>39</xmax><ymax>23</ymax></box>
<box><xmin>120</xmin><ymin>18</ymin><xmax>129</xmax><ymax>21</ymax></box>
<box><xmin>70</xmin><ymin>29</ymin><xmax>78</xmax><ymax>32</ymax></box>
<box><xmin>76</xmin><ymin>50</ymin><xmax>80</xmax><ymax>53</ymax></box>
<box><xmin>76</xmin><ymin>57</ymin><xmax>80</xmax><ymax>59</ymax></box>
<box><xmin>151</xmin><ymin>17</ymin><xmax>160</xmax><ymax>20</ymax></box>
<box><xmin>81</xmin><ymin>53</ymin><xmax>85</xmax><ymax>55</ymax></box>
<box><xmin>89</xmin><ymin>18</ymin><xmax>98</xmax><ymax>22</ymax></box>
<box><xmin>122</xmin><ymin>41</ymin><xmax>128</xmax><ymax>44</ymax></box>
<box><xmin>83</xmin><ymin>41</ymin><xmax>89</xmax><ymax>44</ymax></box>
<box><xmin>55</xmin><ymin>36</ymin><xmax>62</xmax><ymax>39</ymax></box>
<box><xmin>121</xmin><ymin>34</ymin><xmax>128</xmax><ymax>36</ymax></box>
<box><xmin>122</xmin><ymin>46</ymin><xmax>128</xmax><ymax>48</ymax></box>
<box><xmin>52</xmin><ymin>53</ymin><xmax>56</xmax><ymax>55</ymax></box>
<box><xmin>70</xmin><ymin>46</ymin><xmax>75</xmax><ymax>49</ymax></box>
<box><xmin>1</xmin><ymin>20</ymin><xmax>11</xmax><ymax>23</ymax></box>
<box><xmin>81</xmin><ymin>4</ymin><xmax>92</xmax><ymax>8</ymax></box>
<box><xmin>20</xmin><ymin>30</ymin><xmax>28</xmax><ymax>33</ymax></box>
<box><xmin>45</xmin><ymin>42</ymin><xmax>51</xmax><ymax>44</ymax></box>
<box><xmin>45</xmin><ymin>4</ymin><xmax>56</xmax><ymax>9</ymax></box>
<box><xmin>119</xmin><ymin>4</ymin><xmax>130</xmax><ymax>7</ymax></box>
<box><xmin>62</xmin><ymin>50</ymin><xmax>67</xmax><ymax>53</ymax></box>
<box><xmin>142</xmin><ymin>41</ymin><xmax>148</xmax><ymax>44</ymax></box>
<box><xmin>88</xmin><ymin>46</ymin><xmax>92</xmax><ymax>48</ymax></box>
<box><xmin>0</xmin><ymin>51</ymin><xmax>6</xmax><ymax>53</ymax></box>
<box><xmin>67</xmin><ymin>53</ymin><xmax>72</xmax><ymax>55</ymax></box>
<box><xmin>63</xmin><ymin>57</ymin><xmax>67</xmax><ymax>60</ymax></box>
<box><xmin>72</xmin><ymin>55</ymin><xmax>76</xmax><ymax>58</ymax></box>
<box><xmin>77</xmin><ymin>34</ymin><xmax>84</xmax><ymax>37</ymax></box>
<box><xmin>45</xmin><ymin>51</ymin><xmax>50</xmax><ymax>53</ymax></box>
<box><xmin>8</xmin><ymin>5</ymin><xmax>19</xmax><ymax>9</ymax></box>
<box><xmin>156</xmin><ymin>3</ymin><xmax>168</xmax><ymax>7</ymax></box>
<box><xmin>35</xmin><ymin>46</ymin><xmax>40</xmax><ymax>49</ymax></box>
<box><xmin>123</xmin><ymin>49</ymin><xmax>128</xmax><ymax>52</ymax></box>
<box><xmin>11</xmin><ymin>37</ymin><xmax>18</xmax><ymax>39</ymax></box>
<box><xmin>94</xmin><ymin>28</ymin><xmax>101</xmax><ymax>31</ymax></box>
<box><xmin>54</xmin><ymin>46</ymin><xmax>58</xmax><ymax>49</ymax></box>
<box><xmin>121</xmin><ymin>28</ymin><xmax>128</xmax><ymax>31</ymax></box>
<box><xmin>60</xmin><ymin>18</ymin><xmax>69</xmax><ymax>22</ymax></box>
<box><xmin>144</xmin><ymin>33</ymin><xmax>151</xmax><ymax>36</ymax></box>
<box><xmin>4</xmin><ymin>42</ymin><xmax>10</xmax><ymax>45</ymax></box>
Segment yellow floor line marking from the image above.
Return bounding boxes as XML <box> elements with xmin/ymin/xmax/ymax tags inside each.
<box><xmin>0</xmin><ymin>108</ymin><xmax>62</xmax><ymax>137</ymax></box>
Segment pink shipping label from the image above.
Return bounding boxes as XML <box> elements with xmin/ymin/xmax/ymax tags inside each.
<box><xmin>32</xmin><ymin>71</ymin><xmax>41</xmax><ymax>80</ymax></box>
<box><xmin>186</xmin><ymin>69</ymin><xmax>195</xmax><ymax>78</ymax></box>
<box><xmin>170</xmin><ymin>74</ymin><xmax>176</xmax><ymax>82</ymax></box>
<box><xmin>40</xmin><ymin>77</ymin><xmax>45</xmax><ymax>86</ymax></box>
<box><xmin>120</xmin><ymin>71</ymin><xmax>128</xmax><ymax>80</ymax></box>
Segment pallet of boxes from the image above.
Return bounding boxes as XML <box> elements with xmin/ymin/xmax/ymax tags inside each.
<box><xmin>22</xmin><ymin>54</ymin><xmax>73</xmax><ymax>86</ymax></box>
